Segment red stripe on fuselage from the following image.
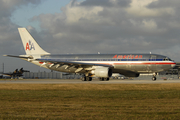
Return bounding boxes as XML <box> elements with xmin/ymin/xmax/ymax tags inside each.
<box><xmin>39</xmin><ymin>62</ymin><xmax>52</xmax><ymax>64</ymax></box>
<box><xmin>84</xmin><ymin>62</ymin><xmax>176</xmax><ymax>66</ymax></box>
<box><xmin>113</xmin><ymin>62</ymin><xmax>176</xmax><ymax>65</ymax></box>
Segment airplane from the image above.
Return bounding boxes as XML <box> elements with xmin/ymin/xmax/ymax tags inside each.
<box><xmin>4</xmin><ymin>28</ymin><xmax>176</xmax><ymax>81</ymax></box>
<box><xmin>0</xmin><ymin>68</ymin><xmax>30</xmax><ymax>79</ymax></box>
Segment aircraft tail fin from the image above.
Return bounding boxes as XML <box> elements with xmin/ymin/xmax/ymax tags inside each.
<box><xmin>13</xmin><ymin>69</ymin><xmax>18</xmax><ymax>74</ymax></box>
<box><xmin>18</xmin><ymin>28</ymin><xmax>50</xmax><ymax>55</ymax></box>
<box><xmin>19</xmin><ymin>68</ymin><xmax>30</xmax><ymax>73</ymax></box>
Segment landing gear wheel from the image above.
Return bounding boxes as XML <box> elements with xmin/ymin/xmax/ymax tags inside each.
<box><xmin>99</xmin><ymin>78</ymin><xmax>104</xmax><ymax>81</ymax></box>
<box><xmin>81</xmin><ymin>77</ymin><xmax>86</xmax><ymax>81</ymax></box>
<box><xmin>82</xmin><ymin>77</ymin><xmax>92</xmax><ymax>81</ymax></box>
<box><xmin>99</xmin><ymin>78</ymin><xmax>109</xmax><ymax>81</ymax></box>
<box><xmin>104</xmin><ymin>78</ymin><xmax>110</xmax><ymax>81</ymax></box>
<box><xmin>86</xmin><ymin>77</ymin><xmax>92</xmax><ymax>81</ymax></box>
<box><xmin>152</xmin><ymin>77</ymin><xmax>156</xmax><ymax>81</ymax></box>
<box><xmin>152</xmin><ymin>72</ymin><xmax>157</xmax><ymax>81</ymax></box>
<box><xmin>86</xmin><ymin>77</ymin><xmax>89</xmax><ymax>81</ymax></box>
<box><xmin>89</xmin><ymin>77</ymin><xmax>92</xmax><ymax>81</ymax></box>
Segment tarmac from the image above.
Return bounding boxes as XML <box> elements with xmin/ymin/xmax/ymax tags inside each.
<box><xmin>0</xmin><ymin>79</ymin><xmax>180</xmax><ymax>84</ymax></box>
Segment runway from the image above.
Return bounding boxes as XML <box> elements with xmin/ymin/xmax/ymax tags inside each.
<box><xmin>0</xmin><ymin>79</ymin><xmax>180</xmax><ymax>84</ymax></box>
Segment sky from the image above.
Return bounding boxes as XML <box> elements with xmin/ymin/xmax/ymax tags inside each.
<box><xmin>0</xmin><ymin>0</ymin><xmax>180</xmax><ymax>72</ymax></box>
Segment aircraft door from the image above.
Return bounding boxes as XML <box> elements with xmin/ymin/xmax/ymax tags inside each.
<box><xmin>150</xmin><ymin>55</ymin><xmax>157</xmax><ymax>71</ymax></box>
<box><xmin>151</xmin><ymin>56</ymin><xmax>156</xmax><ymax>61</ymax></box>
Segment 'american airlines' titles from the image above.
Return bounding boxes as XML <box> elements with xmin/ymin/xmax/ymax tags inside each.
<box><xmin>113</xmin><ymin>55</ymin><xmax>143</xmax><ymax>59</ymax></box>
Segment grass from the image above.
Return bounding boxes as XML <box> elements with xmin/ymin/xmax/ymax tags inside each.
<box><xmin>0</xmin><ymin>84</ymin><xmax>180</xmax><ymax>119</ymax></box>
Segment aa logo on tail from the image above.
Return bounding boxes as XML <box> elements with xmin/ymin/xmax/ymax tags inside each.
<box><xmin>26</xmin><ymin>40</ymin><xmax>35</xmax><ymax>51</ymax></box>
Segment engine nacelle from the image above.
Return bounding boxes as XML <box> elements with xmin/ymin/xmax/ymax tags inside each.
<box><xmin>91</xmin><ymin>67</ymin><xmax>112</xmax><ymax>78</ymax></box>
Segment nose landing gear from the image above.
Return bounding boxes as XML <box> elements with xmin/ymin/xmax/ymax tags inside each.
<box><xmin>152</xmin><ymin>73</ymin><xmax>157</xmax><ymax>81</ymax></box>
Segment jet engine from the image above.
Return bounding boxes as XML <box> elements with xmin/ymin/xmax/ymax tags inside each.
<box><xmin>91</xmin><ymin>67</ymin><xmax>112</xmax><ymax>78</ymax></box>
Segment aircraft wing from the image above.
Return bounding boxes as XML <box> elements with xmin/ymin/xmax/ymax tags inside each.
<box><xmin>36</xmin><ymin>58</ymin><xmax>114</xmax><ymax>68</ymax></box>
<box><xmin>0</xmin><ymin>73</ymin><xmax>13</xmax><ymax>77</ymax></box>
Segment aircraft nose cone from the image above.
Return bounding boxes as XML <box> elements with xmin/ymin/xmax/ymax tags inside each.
<box><xmin>171</xmin><ymin>63</ymin><xmax>176</xmax><ymax>68</ymax></box>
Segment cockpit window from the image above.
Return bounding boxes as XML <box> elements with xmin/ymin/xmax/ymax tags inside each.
<box><xmin>163</xmin><ymin>57</ymin><xmax>172</xmax><ymax>61</ymax></box>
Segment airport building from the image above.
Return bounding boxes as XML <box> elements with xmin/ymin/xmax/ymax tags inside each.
<box><xmin>23</xmin><ymin>71</ymin><xmax>81</xmax><ymax>79</ymax></box>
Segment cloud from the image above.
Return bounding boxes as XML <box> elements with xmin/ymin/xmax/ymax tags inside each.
<box><xmin>79</xmin><ymin>0</ymin><xmax>113</xmax><ymax>7</ymax></box>
<box><xmin>0</xmin><ymin>0</ymin><xmax>44</xmax><ymax>72</ymax></box>
<box><xmin>125</xmin><ymin>0</ymin><xmax>176</xmax><ymax>17</ymax></box>
<box><xmin>79</xmin><ymin>0</ymin><xmax>131</xmax><ymax>7</ymax></box>
<box><xmin>148</xmin><ymin>0</ymin><xmax>180</xmax><ymax>9</ymax></box>
<box><xmin>31</xmin><ymin>0</ymin><xmax>180</xmax><ymax>62</ymax></box>
<box><xmin>0</xmin><ymin>0</ymin><xmax>43</xmax><ymax>53</ymax></box>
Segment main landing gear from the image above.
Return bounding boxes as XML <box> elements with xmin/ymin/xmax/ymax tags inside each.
<box><xmin>99</xmin><ymin>77</ymin><xmax>109</xmax><ymax>81</ymax></box>
<box><xmin>152</xmin><ymin>73</ymin><xmax>157</xmax><ymax>81</ymax></box>
<box><xmin>81</xmin><ymin>75</ymin><xmax>110</xmax><ymax>81</ymax></box>
<box><xmin>81</xmin><ymin>76</ymin><xmax>92</xmax><ymax>81</ymax></box>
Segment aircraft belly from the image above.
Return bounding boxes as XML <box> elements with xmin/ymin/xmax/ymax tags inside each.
<box><xmin>114</xmin><ymin>64</ymin><xmax>172</xmax><ymax>73</ymax></box>
<box><xmin>156</xmin><ymin>64</ymin><xmax>172</xmax><ymax>72</ymax></box>
<box><xmin>114</xmin><ymin>64</ymin><xmax>149</xmax><ymax>73</ymax></box>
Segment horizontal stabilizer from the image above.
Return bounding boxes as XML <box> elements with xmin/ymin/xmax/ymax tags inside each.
<box><xmin>3</xmin><ymin>55</ymin><xmax>32</xmax><ymax>59</ymax></box>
